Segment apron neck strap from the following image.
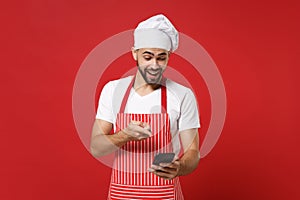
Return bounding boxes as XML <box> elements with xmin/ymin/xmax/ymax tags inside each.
<box><xmin>119</xmin><ymin>76</ymin><xmax>167</xmax><ymax>113</ymax></box>
<box><xmin>161</xmin><ymin>80</ymin><xmax>167</xmax><ymax>113</ymax></box>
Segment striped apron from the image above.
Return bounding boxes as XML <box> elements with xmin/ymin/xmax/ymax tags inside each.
<box><xmin>108</xmin><ymin>78</ymin><xmax>184</xmax><ymax>200</ymax></box>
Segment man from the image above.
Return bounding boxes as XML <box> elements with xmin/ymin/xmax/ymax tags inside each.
<box><xmin>90</xmin><ymin>14</ymin><xmax>200</xmax><ymax>200</ymax></box>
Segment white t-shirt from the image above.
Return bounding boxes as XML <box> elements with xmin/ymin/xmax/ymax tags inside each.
<box><xmin>95</xmin><ymin>76</ymin><xmax>200</xmax><ymax>154</ymax></box>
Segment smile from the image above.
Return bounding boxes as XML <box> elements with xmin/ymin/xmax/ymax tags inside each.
<box><xmin>147</xmin><ymin>71</ymin><xmax>160</xmax><ymax>76</ymax></box>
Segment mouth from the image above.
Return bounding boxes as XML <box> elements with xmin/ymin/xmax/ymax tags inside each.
<box><xmin>138</xmin><ymin>65</ymin><xmax>163</xmax><ymax>84</ymax></box>
<box><xmin>146</xmin><ymin>71</ymin><xmax>161</xmax><ymax>79</ymax></box>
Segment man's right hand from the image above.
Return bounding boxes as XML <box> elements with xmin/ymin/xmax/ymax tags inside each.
<box><xmin>122</xmin><ymin>120</ymin><xmax>152</xmax><ymax>141</ymax></box>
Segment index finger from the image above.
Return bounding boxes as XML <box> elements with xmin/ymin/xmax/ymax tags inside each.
<box><xmin>160</xmin><ymin>161</ymin><xmax>180</xmax><ymax>168</ymax></box>
<box><xmin>134</xmin><ymin>125</ymin><xmax>152</xmax><ymax>137</ymax></box>
<box><xmin>131</xmin><ymin>120</ymin><xmax>142</xmax><ymax>126</ymax></box>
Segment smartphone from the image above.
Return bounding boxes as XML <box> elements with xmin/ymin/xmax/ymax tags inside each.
<box><xmin>152</xmin><ymin>153</ymin><xmax>175</xmax><ymax>165</ymax></box>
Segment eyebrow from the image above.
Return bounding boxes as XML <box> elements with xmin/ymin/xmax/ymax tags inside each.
<box><xmin>142</xmin><ymin>51</ymin><xmax>167</xmax><ymax>56</ymax></box>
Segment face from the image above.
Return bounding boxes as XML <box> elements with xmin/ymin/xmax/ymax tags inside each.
<box><xmin>132</xmin><ymin>48</ymin><xmax>170</xmax><ymax>85</ymax></box>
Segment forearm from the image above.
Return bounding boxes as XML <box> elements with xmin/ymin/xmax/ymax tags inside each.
<box><xmin>178</xmin><ymin>149</ymin><xmax>200</xmax><ymax>176</ymax></box>
<box><xmin>90</xmin><ymin>130</ymin><xmax>130</xmax><ymax>157</ymax></box>
<box><xmin>90</xmin><ymin>119</ymin><xmax>152</xmax><ymax>158</ymax></box>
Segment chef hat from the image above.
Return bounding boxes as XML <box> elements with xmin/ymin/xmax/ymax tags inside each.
<box><xmin>134</xmin><ymin>14</ymin><xmax>179</xmax><ymax>52</ymax></box>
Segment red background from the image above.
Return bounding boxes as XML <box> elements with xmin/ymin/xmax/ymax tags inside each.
<box><xmin>1</xmin><ymin>0</ymin><xmax>299</xmax><ymax>199</ymax></box>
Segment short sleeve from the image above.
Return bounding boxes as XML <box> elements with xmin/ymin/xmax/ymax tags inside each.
<box><xmin>95</xmin><ymin>82</ymin><xmax>114</xmax><ymax>123</ymax></box>
<box><xmin>178</xmin><ymin>89</ymin><xmax>200</xmax><ymax>131</ymax></box>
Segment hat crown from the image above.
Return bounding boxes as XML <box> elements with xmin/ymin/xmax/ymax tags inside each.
<box><xmin>134</xmin><ymin>14</ymin><xmax>179</xmax><ymax>52</ymax></box>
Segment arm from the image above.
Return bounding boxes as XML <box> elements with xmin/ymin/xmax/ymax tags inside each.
<box><xmin>90</xmin><ymin>119</ymin><xmax>127</xmax><ymax>157</ymax></box>
<box><xmin>177</xmin><ymin>128</ymin><xmax>200</xmax><ymax>176</ymax></box>
<box><xmin>91</xmin><ymin>80</ymin><xmax>152</xmax><ymax>158</ymax></box>
<box><xmin>90</xmin><ymin>119</ymin><xmax>152</xmax><ymax>158</ymax></box>
<box><xmin>149</xmin><ymin>128</ymin><xmax>200</xmax><ymax>179</ymax></box>
<box><xmin>149</xmin><ymin>87</ymin><xmax>200</xmax><ymax>179</ymax></box>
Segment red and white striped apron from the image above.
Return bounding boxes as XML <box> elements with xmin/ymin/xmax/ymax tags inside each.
<box><xmin>108</xmin><ymin>78</ymin><xmax>184</xmax><ymax>200</ymax></box>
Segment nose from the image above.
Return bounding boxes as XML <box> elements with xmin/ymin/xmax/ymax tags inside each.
<box><xmin>150</xmin><ymin>58</ymin><xmax>161</xmax><ymax>69</ymax></box>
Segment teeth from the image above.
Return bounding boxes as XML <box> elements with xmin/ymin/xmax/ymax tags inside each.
<box><xmin>148</xmin><ymin>72</ymin><xmax>159</xmax><ymax>76</ymax></box>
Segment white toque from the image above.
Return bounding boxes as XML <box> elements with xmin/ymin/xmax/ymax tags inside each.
<box><xmin>134</xmin><ymin>14</ymin><xmax>179</xmax><ymax>52</ymax></box>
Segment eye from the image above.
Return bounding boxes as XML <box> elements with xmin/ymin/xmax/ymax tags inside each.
<box><xmin>143</xmin><ymin>56</ymin><xmax>152</xmax><ymax>61</ymax></box>
<box><xmin>157</xmin><ymin>57</ymin><xmax>167</xmax><ymax>61</ymax></box>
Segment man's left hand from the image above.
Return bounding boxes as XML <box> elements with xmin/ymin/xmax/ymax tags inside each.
<box><xmin>148</xmin><ymin>160</ymin><xmax>181</xmax><ymax>180</ymax></box>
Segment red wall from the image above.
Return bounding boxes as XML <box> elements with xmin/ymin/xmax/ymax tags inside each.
<box><xmin>1</xmin><ymin>0</ymin><xmax>299</xmax><ymax>199</ymax></box>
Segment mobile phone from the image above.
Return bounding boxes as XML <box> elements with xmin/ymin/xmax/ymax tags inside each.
<box><xmin>152</xmin><ymin>153</ymin><xmax>175</xmax><ymax>165</ymax></box>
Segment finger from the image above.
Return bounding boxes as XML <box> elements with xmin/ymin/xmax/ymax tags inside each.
<box><xmin>152</xmin><ymin>170</ymin><xmax>175</xmax><ymax>180</ymax></box>
<box><xmin>151</xmin><ymin>165</ymin><xmax>168</xmax><ymax>172</ymax></box>
<box><xmin>131</xmin><ymin>120</ymin><xmax>142</xmax><ymax>126</ymax></box>
<box><xmin>159</xmin><ymin>163</ymin><xmax>172</xmax><ymax>167</ymax></box>
<box><xmin>173</xmin><ymin>155</ymin><xmax>179</xmax><ymax>162</ymax></box>
<box><xmin>148</xmin><ymin>167</ymin><xmax>155</xmax><ymax>172</ymax></box>
<box><xmin>125</xmin><ymin>124</ymin><xmax>151</xmax><ymax>138</ymax></box>
<box><xmin>137</xmin><ymin>135</ymin><xmax>150</xmax><ymax>140</ymax></box>
<box><xmin>160</xmin><ymin>162</ymin><xmax>180</xmax><ymax>170</ymax></box>
<box><xmin>132</xmin><ymin>121</ymin><xmax>151</xmax><ymax>129</ymax></box>
<box><xmin>151</xmin><ymin>165</ymin><xmax>163</xmax><ymax>171</ymax></box>
<box><xmin>151</xmin><ymin>165</ymin><xmax>176</xmax><ymax>174</ymax></box>
<box><xmin>143</xmin><ymin>123</ymin><xmax>151</xmax><ymax>132</ymax></box>
<box><xmin>134</xmin><ymin>126</ymin><xmax>152</xmax><ymax>137</ymax></box>
<box><xmin>149</xmin><ymin>166</ymin><xmax>176</xmax><ymax>180</ymax></box>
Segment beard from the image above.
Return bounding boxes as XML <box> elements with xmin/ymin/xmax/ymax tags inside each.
<box><xmin>137</xmin><ymin>63</ymin><xmax>164</xmax><ymax>85</ymax></box>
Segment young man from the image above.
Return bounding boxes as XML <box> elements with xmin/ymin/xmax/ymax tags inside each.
<box><xmin>90</xmin><ymin>14</ymin><xmax>200</xmax><ymax>200</ymax></box>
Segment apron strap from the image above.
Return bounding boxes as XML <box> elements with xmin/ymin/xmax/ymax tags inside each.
<box><xmin>161</xmin><ymin>78</ymin><xmax>167</xmax><ymax>113</ymax></box>
<box><xmin>119</xmin><ymin>77</ymin><xmax>135</xmax><ymax>113</ymax></box>
<box><xmin>119</xmin><ymin>76</ymin><xmax>167</xmax><ymax>113</ymax></box>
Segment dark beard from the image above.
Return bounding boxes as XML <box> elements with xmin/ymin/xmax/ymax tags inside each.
<box><xmin>137</xmin><ymin>63</ymin><xmax>163</xmax><ymax>85</ymax></box>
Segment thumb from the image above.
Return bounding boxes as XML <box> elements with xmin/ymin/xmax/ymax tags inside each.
<box><xmin>173</xmin><ymin>155</ymin><xmax>179</xmax><ymax>162</ymax></box>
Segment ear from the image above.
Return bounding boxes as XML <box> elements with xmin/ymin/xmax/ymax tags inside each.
<box><xmin>131</xmin><ymin>47</ymin><xmax>137</xmax><ymax>61</ymax></box>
